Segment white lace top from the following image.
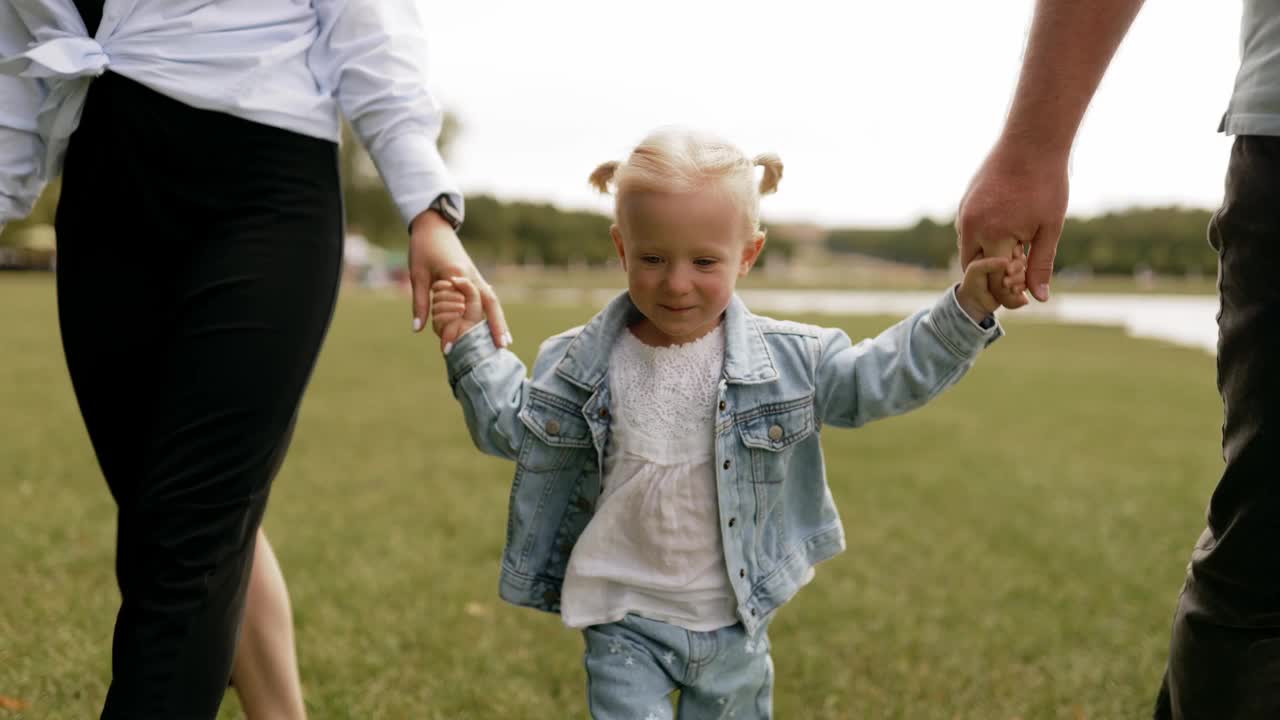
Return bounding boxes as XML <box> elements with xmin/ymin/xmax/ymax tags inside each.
<box><xmin>559</xmin><ymin>323</ymin><xmax>738</xmax><ymax>631</ymax></box>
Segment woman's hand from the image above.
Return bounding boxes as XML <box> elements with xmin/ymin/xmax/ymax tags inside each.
<box><xmin>409</xmin><ymin>208</ymin><xmax>510</xmax><ymax>348</ymax></box>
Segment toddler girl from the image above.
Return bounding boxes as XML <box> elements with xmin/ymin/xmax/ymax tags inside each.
<box><xmin>430</xmin><ymin>128</ymin><xmax>1023</xmax><ymax>719</ymax></box>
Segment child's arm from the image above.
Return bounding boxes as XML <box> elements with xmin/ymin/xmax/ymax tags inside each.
<box><xmin>814</xmin><ymin>257</ymin><xmax>1012</xmax><ymax>429</ymax></box>
<box><xmin>430</xmin><ymin>277</ymin><xmax>530</xmax><ymax>461</ymax></box>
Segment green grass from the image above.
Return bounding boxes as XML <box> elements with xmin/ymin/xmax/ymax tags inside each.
<box><xmin>0</xmin><ymin>274</ymin><xmax>1222</xmax><ymax>719</ymax></box>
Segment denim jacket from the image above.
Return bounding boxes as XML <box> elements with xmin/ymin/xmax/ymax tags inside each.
<box><xmin>444</xmin><ymin>289</ymin><xmax>1001</xmax><ymax>636</ymax></box>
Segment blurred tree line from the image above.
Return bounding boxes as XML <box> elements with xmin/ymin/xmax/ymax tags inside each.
<box><xmin>1</xmin><ymin>116</ymin><xmax>1213</xmax><ymax>276</ymax></box>
<box><xmin>340</xmin><ymin>118</ymin><xmax>794</xmax><ymax>266</ymax></box>
<box><xmin>825</xmin><ymin>207</ymin><xmax>1217</xmax><ymax>276</ymax></box>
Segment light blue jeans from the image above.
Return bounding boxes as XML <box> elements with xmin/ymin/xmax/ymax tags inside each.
<box><xmin>582</xmin><ymin>614</ymin><xmax>773</xmax><ymax>719</ymax></box>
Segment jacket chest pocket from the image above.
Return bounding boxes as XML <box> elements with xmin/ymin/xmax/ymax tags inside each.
<box><xmin>518</xmin><ymin>393</ymin><xmax>594</xmax><ymax>472</ymax></box>
<box><xmin>735</xmin><ymin>396</ymin><xmax>815</xmax><ymax>484</ymax></box>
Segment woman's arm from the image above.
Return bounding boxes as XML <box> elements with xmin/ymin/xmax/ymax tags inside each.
<box><xmin>308</xmin><ymin>0</ymin><xmax>460</xmax><ymax>228</ymax></box>
<box><xmin>308</xmin><ymin>0</ymin><xmax>509</xmax><ymax>348</ymax></box>
<box><xmin>0</xmin><ymin>1</ymin><xmax>51</xmax><ymax>232</ymax></box>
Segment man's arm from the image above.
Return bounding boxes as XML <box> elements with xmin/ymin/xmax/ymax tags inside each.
<box><xmin>1005</xmin><ymin>0</ymin><xmax>1147</xmax><ymax>156</ymax></box>
<box><xmin>957</xmin><ymin>0</ymin><xmax>1146</xmax><ymax>303</ymax></box>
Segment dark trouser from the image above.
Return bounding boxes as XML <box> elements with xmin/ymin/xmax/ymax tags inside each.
<box><xmin>1154</xmin><ymin>135</ymin><xmax>1280</xmax><ymax>719</ymax></box>
<box><xmin>55</xmin><ymin>72</ymin><xmax>343</xmax><ymax>719</ymax></box>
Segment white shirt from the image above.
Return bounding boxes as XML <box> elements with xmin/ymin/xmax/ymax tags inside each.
<box><xmin>0</xmin><ymin>0</ymin><xmax>460</xmax><ymax>230</ymax></box>
<box><xmin>559</xmin><ymin>324</ymin><xmax>739</xmax><ymax>632</ymax></box>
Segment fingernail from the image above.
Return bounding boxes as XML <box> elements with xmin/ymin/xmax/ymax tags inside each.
<box><xmin>413</xmin><ymin>317</ymin><xmax>423</xmax><ymax>333</ymax></box>
<box><xmin>504</xmin><ymin>332</ymin><xmax>513</xmax><ymax>347</ymax></box>
<box><xmin>1035</xmin><ymin>284</ymin><xmax>1050</xmax><ymax>301</ymax></box>
<box><xmin>443</xmin><ymin>342</ymin><xmax>453</xmax><ymax>355</ymax></box>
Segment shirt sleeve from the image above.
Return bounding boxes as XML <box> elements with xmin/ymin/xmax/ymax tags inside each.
<box><xmin>0</xmin><ymin>1</ymin><xmax>51</xmax><ymax>229</ymax></box>
<box><xmin>309</xmin><ymin>0</ymin><xmax>463</xmax><ymax>229</ymax></box>
<box><xmin>814</xmin><ymin>288</ymin><xmax>1003</xmax><ymax>428</ymax></box>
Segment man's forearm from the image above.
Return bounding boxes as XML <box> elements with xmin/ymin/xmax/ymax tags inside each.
<box><xmin>1001</xmin><ymin>0</ymin><xmax>1146</xmax><ymax>156</ymax></box>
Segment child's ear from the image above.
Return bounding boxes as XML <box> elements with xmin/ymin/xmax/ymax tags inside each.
<box><xmin>610</xmin><ymin>224</ymin><xmax>627</xmax><ymax>271</ymax></box>
<box><xmin>739</xmin><ymin>231</ymin><xmax>766</xmax><ymax>276</ymax></box>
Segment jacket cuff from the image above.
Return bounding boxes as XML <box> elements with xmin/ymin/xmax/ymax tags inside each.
<box><xmin>444</xmin><ymin>322</ymin><xmax>500</xmax><ymax>389</ymax></box>
<box><xmin>935</xmin><ymin>286</ymin><xmax>1004</xmax><ymax>356</ymax></box>
<box><xmin>373</xmin><ymin>132</ymin><xmax>465</xmax><ymax>229</ymax></box>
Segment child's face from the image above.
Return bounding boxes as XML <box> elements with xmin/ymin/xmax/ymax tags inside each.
<box><xmin>612</xmin><ymin>185</ymin><xmax>764</xmax><ymax>347</ymax></box>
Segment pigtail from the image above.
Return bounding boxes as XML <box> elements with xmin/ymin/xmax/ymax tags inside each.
<box><xmin>754</xmin><ymin>153</ymin><xmax>783</xmax><ymax>195</ymax></box>
<box><xmin>589</xmin><ymin>161</ymin><xmax>620</xmax><ymax>194</ymax></box>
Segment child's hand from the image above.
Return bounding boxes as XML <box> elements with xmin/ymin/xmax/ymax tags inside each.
<box><xmin>430</xmin><ymin>276</ymin><xmax>485</xmax><ymax>354</ymax></box>
<box><xmin>957</xmin><ymin>244</ymin><xmax>1028</xmax><ymax>324</ymax></box>
<box><xmin>1000</xmin><ymin>242</ymin><xmax>1028</xmax><ymax>297</ymax></box>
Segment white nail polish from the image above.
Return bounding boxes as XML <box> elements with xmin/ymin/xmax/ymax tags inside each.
<box><xmin>413</xmin><ymin>317</ymin><xmax>423</xmax><ymax>333</ymax></box>
<box><xmin>443</xmin><ymin>342</ymin><xmax>453</xmax><ymax>355</ymax></box>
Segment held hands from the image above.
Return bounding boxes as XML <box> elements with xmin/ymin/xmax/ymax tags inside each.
<box><xmin>409</xmin><ymin>208</ymin><xmax>510</xmax><ymax>349</ymax></box>
<box><xmin>431</xmin><ymin>276</ymin><xmax>486</xmax><ymax>354</ymax></box>
<box><xmin>956</xmin><ymin>140</ymin><xmax>1070</xmax><ymax>305</ymax></box>
<box><xmin>955</xmin><ymin>243</ymin><xmax>1028</xmax><ymax>324</ymax></box>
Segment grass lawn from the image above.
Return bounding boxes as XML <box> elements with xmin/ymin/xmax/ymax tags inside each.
<box><xmin>1</xmin><ymin>274</ymin><xmax>1223</xmax><ymax>719</ymax></box>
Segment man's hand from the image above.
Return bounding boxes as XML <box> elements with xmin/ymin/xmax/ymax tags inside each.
<box><xmin>957</xmin><ymin>139</ymin><xmax>1069</xmax><ymax>304</ymax></box>
<box><xmin>409</xmin><ymin>208</ymin><xmax>509</xmax><ymax>348</ymax></box>
<box><xmin>954</xmin><ymin>0</ymin><xmax>1144</xmax><ymax>305</ymax></box>
<box><xmin>956</xmin><ymin>249</ymin><xmax>1026</xmax><ymax>324</ymax></box>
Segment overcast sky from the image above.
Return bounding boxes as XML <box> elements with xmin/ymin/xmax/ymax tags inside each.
<box><xmin>424</xmin><ymin>2</ymin><xmax>1241</xmax><ymax>227</ymax></box>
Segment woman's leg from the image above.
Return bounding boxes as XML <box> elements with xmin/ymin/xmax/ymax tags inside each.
<box><xmin>56</xmin><ymin>72</ymin><xmax>343</xmax><ymax>719</ymax></box>
<box><xmin>232</xmin><ymin>529</ymin><xmax>307</xmax><ymax>720</ymax></box>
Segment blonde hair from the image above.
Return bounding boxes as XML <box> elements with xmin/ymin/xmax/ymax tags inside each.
<box><xmin>589</xmin><ymin>128</ymin><xmax>783</xmax><ymax>233</ymax></box>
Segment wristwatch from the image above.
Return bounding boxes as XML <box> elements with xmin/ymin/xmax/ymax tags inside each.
<box><xmin>427</xmin><ymin>193</ymin><xmax>462</xmax><ymax>231</ymax></box>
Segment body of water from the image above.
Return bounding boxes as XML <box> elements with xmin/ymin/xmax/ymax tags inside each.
<box><xmin>738</xmin><ymin>290</ymin><xmax>1221</xmax><ymax>355</ymax></box>
<box><xmin>526</xmin><ymin>287</ymin><xmax>1221</xmax><ymax>355</ymax></box>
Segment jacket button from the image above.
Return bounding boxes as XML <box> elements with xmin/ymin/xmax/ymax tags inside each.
<box><xmin>750</xmin><ymin>608</ymin><xmax>757</xmax><ymax>617</ymax></box>
<box><xmin>723</xmin><ymin>460</ymin><xmax>730</xmax><ymax>470</ymax></box>
<box><xmin>598</xmin><ymin>407</ymin><xmax>609</xmax><ymax>419</ymax></box>
<box><xmin>545</xmin><ymin>419</ymin><xmax>561</xmax><ymax>435</ymax></box>
<box><xmin>768</xmin><ymin>425</ymin><xmax>784</xmax><ymax>442</ymax></box>
<box><xmin>719</xmin><ymin>400</ymin><xmax>726</xmax><ymax>411</ymax></box>
<box><xmin>728</xmin><ymin>517</ymin><xmax>736</xmax><ymax>528</ymax></box>
<box><xmin>739</xmin><ymin>568</ymin><xmax>746</xmax><ymax>578</ymax></box>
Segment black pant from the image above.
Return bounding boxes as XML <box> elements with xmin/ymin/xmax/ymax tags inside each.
<box><xmin>1154</xmin><ymin>136</ymin><xmax>1280</xmax><ymax>719</ymax></box>
<box><xmin>55</xmin><ymin>72</ymin><xmax>343</xmax><ymax>719</ymax></box>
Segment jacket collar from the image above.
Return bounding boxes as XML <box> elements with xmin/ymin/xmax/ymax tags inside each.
<box><xmin>555</xmin><ymin>291</ymin><xmax>778</xmax><ymax>389</ymax></box>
